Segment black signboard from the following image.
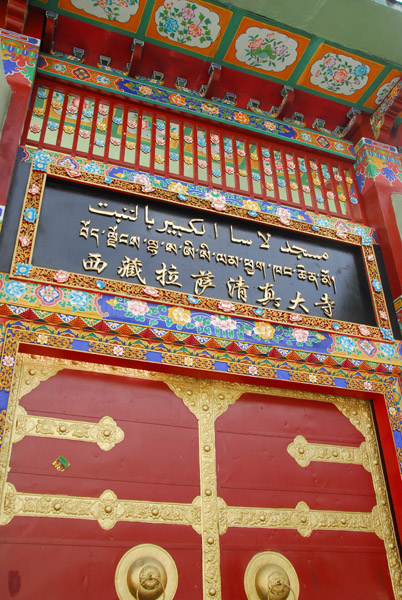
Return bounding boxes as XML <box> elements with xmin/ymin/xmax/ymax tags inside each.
<box><xmin>31</xmin><ymin>178</ymin><xmax>376</xmax><ymax>326</ymax></box>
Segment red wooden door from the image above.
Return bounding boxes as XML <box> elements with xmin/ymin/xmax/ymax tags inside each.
<box><xmin>0</xmin><ymin>356</ymin><xmax>399</xmax><ymax>599</ymax></box>
<box><xmin>216</xmin><ymin>391</ymin><xmax>394</xmax><ymax>599</ymax></box>
<box><xmin>0</xmin><ymin>365</ymin><xmax>203</xmax><ymax>599</ymax></box>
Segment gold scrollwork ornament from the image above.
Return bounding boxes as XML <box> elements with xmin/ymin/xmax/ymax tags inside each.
<box><xmin>13</xmin><ymin>406</ymin><xmax>125</xmax><ymax>451</ymax></box>
<box><xmin>287</xmin><ymin>435</ymin><xmax>371</xmax><ymax>472</ymax></box>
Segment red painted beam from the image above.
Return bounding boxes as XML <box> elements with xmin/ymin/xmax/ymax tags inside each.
<box><xmin>5</xmin><ymin>0</ymin><xmax>28</xmax><ymax>33</ymax></box>
<box><xmin>41</xmin><ymin>12</ymin><xmax>57</xmax><ymax>55</ymax></box>
<box><xmin>363</xmin><ymin>185</ymin><xmax>402</xmax><ymax>300</ymax></box>
<box><xmin>203</xmin><ymin>63</ymin><xmax>221</xmax><ymax>100</ymax></box>
<box><xmin>127</xmin><ymin>39</ymin><xmax>144</xmax><ymax>79</ymax></box>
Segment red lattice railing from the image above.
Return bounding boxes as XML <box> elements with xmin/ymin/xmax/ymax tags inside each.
<box><xmin>23</xmin><ymin>78</ymin><xmax>364</xmax><ymax>223</ymax></box>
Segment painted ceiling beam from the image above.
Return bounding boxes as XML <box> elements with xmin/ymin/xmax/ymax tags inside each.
<box><xmin>220</xmin><ymin>0</ymin><xmax>402</xmax><ymax>66</ymax></box>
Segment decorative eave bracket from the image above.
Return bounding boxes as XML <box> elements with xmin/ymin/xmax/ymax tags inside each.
<box><xmin>370</xmin><ymin>77</ymin><xmax>402</xmax><ymax>143</ymax></box>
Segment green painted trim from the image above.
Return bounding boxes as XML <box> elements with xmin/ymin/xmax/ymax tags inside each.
<box><xmin>287</xmin><ymin>37</ymin><xmax>323</xmax><ymax>86</ymax></box>
<box><xmin>212</xmin><ymin>11</ymin><xmax>243</xmax><ymax>63</ymax></box>
<box><xmin>358</xmin><ymin>65</ymin><xmax>393</xmax><ymax>106</ymax></box>
<box><xmin>134</xmin><ymin>0</ymin><xmax>155</xmax><ymax>37</ymax></box>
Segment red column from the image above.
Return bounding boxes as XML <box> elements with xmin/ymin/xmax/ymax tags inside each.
<box><xmin>354</xmin><ymin>138</ymin><xmax>402</xmax><ymax>302</ymax></box>
<box><xmin>0</xmin><ymin>28</ymin><xmax>40</xmax><ymax>211</ymax></box>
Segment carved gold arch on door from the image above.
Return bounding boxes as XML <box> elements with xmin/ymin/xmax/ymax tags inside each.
<box><xmin>0</xmin><ymin>354</ymin><xmax>401</xmax><ymax>598</ymax></box>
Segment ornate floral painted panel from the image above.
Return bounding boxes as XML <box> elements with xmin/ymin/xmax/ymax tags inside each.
<box><xmin>234</xmin><ymin>26</ymin><xmax>298</xmax><ymax>73</ymax></box>
<box><xmin>58</xmin><ymin>0</ymin><xmax>146</xmax><ymax>31</ymax></box>
<box><xmin>298</xmin><ymin>44</ymin><xmax>385</xmax><ymax>102</ymax></box>
<box><xmin>146</xmin><ymin>0</ymin><xmax>232</xmax><ymax>56</ymax></box>
<box><xmin>154</xmin><ymin>0</ymin><xmax>220</xmax><ymax>48</ymax></box>
<box><xmin>70</xmin><ymin>0</ymin><xmax>140</xmax><ymax>22</ymax></box>
<box><xmin>309</xmin><ymin>53</ymin><xmax>370</xmax><ymax>96</ymax></box>
<box><xmin>224</xmin><ymin>17</ymin><xmax>310</xmax><ymax>80</ymax></box>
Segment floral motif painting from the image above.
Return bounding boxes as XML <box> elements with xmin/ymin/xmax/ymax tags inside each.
<box><xmin>374</xmin><ymin>76</ymin><xmax>401</xmax><ymax>105</ymax></box>
<box><xmin>363</xmin><ymin>68</ymin><xmax>402</xmax><ymax>110</ymax></box>
<box><xmin>309</xmin><ymin>52</ymin><xmax>370</xmax><ymax>96</ymax></box>
<box><xmin>224</xmin><ymin>17</ymin><xmax>310</xmax><ymax>80</ymax></box>
<box><xmin>234</xmin><ymin>26</ymin><xmax>298</xmax><ymax>73</ymax></box>
<box><xmin>153</xmin><ymin>0</ymin><xmax>221</xmax><ymax>49</ymax></box>
<box><xmin>70</xmin><ymin>0</ymin><xmax>140</xmax><ymax>22</ymax></box>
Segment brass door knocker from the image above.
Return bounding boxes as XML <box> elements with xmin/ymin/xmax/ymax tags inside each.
<box><xmin>115</xmin><ymin>544</ymin><xmax>178</xmax><ymax>600</ymax></box>
<box><xmin>244</xmin><ymin>551</ymin><xmax>299</xmax><ymax>600</ymax></box>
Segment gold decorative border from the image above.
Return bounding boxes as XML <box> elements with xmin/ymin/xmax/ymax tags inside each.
<box><xmin>224</xmin><ymin>501</ymin><xmax>379</xmax><ymax>538</ymax></box>
<box><xmin>9</xmin><ymin>167</ymin><xmax>393</xmax><ymax>340</ymax></box>
<box><xmin>0</xmin><ymin>354</ymin><xmax>401</xmax><ymax>599</ymax></box>
<box><xmin>1</xmin><ymin>482</ymin><xmax>200</xmax><ymax>531</ymax></box>
<box><xmin>14</xmin><ymin>406</ymin><xmax>124</xmax><ymax>451</ymax></box>
<box><xmin>287</xmin><ymin>435</ymin><xmax>370</xmax><ymax>471</ymax></box>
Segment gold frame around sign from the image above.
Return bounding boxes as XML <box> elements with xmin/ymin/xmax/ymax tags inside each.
<box><xmin>9</xmin><ymin>166</ymin><xmax>392</xmax><ymax>339</ymax></box>
<box><xmin>0</xmin><ymin>354</ymin><xmax>401</xmax><ymax>599</ymax></box>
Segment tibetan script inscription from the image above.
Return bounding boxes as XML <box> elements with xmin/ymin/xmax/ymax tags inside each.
<box><xmin>31</xmin><ymin>178</ymin><xmax>376</xmax><ymax>324</ymax></box>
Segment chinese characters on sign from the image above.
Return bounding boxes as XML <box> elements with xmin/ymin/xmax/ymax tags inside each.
<box><xmin>31</xmin><ymin>179</ymin><xmax>376</xmax><ymax>325</ymax></box>
<box><xmin>79</xmin><ymin>200</ymin><xmax>338</xmax><ymax>317</ymax></box>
